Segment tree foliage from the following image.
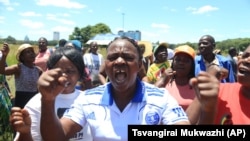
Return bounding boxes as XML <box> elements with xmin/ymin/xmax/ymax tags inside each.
<box><xmin>215</xmin><ymin>38</ymin><xmax>250</xmax><ymax>55</ymax></box>
<box><xmin>69</xmin><ymin>23</ymin><xmax>111</xmax><ymax>45</ymax></box>
<box><xmin>1</xmin><ymin>36</ymin><xmax>17</xmax><ymax>44</ymax></box>
<box><xmin>1</xmin><ymin>22</ymin><xmax>250</xmax><ymax>53</ymax></box>
<box><xmin>172</xmin><ymin>38</ymin><xmax>250</xmax><ymax>55</ymax></box>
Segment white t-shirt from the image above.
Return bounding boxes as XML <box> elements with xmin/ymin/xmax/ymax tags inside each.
<box><xmin>15</xmin><ymin>89</ymin><xmax>92</xmax><ymax>141</ymax></box>
<box><xmin>63</xmin><ymin>80</ymin><xmax>188</xmax><ymax>141</ymax></box>
<box><xmin>0</xmin><ymin>51</ymin><xmax>2</xmax><ymax>60</ymax></box>
<box><xmin>83</xmin><ymin>53</ymin><xmax>103</xmax><ymax>83</ymax></box>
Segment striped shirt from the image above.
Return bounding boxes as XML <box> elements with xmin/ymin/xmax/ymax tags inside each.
<box><xmin>63</xmin><ymin>79</ymin><xmax>188</xmax><ymax>141</ymax></box>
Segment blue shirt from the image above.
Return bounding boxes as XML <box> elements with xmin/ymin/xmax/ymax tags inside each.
<box><xmin>195</xmin><ymin>54</ymin><xmax>235</xmax><ymax>83</ymax></box>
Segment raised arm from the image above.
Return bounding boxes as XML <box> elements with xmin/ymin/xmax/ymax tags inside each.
<box><xmin>154</xmin><ymin>68</ymin><xmax>175</xmax><ymax>88</ymax></box>
<box><xmin>39</xmin><ymin>68</ymin><xmax>80</xmax><ymax>141</ymax></box>
<box><xmin>0</xmin><ymin>43</ymin><xmax>19</xmax><ymax>75</ymax></box>
<box><xmin>0</xmin><ymin>43</ymin><xmax>9</xmax><ymax>74</ymax></box>
<box><xmin>98</xmin><ymin>62</ymin><xmax>108</xmax><ymax>85</ymax></box>
<box><xmin>186</xmin><ymin>71</ymin><xmax>219</xmax><ymax>124</ymax></box>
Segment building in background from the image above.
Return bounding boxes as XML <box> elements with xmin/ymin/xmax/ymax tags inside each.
<box><xmin>118</xmin><ymin>30</ymin><xmax>141</xmax><ymax>41</ymax></box>
<box><xmin>53</xmin><ymin>31</ymin><xmax>60</xmax><ymax>41</ymax></box>
<box><xmin>24</xmin><ymin>35</ymin><xmax>30</xmax><ymax>43</ymax></box>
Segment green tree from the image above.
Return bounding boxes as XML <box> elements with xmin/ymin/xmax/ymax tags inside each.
<box><xmin>216</xmin><ymin>38</ymin><xmax>250</xmax><ymax>55</ymax></box>
<box><xmin>91</xmin><ymin>23</ymin><xmax>111</xmax><ymax>36</ymax></box>
<box><xmin>69</xmin><ymin>27</ymin><xmax>82</xmax><ymax>42</ymax></box>
<box><xmin>77</xmin><ymin>25</ymin><xmax>92</xmax><ymax>44</ymax></box>
<box><xmin>4</xmin><ymin>36</ymin><xmax>17</xmax><ymax>44</ymax></box>
<box><xmin>69</xmin><ymin>23</ymin><xmax>111</xmax><ymax>44</ymax></box>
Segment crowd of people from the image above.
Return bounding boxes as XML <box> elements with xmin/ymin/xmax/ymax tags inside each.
<box><xmin>0</xmin><ymin>34</ymin><xmax>249</xmax><ymax>140</ymax></box>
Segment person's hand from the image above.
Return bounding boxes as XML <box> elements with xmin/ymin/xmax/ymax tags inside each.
<box><xmin>161</xmin><ymin>68</ymin><xmax>176</xmax><ymax>84</ymax></box>
<box><xmin>154</xmin><ymin>68</ymin><xmax>175</xmax><ymax>87</ymax></box>
<box><xmin>37</xmin><ymin>68</ymin><xmax>69</xmax><ymax>101</ymax></box>
<box><xmin>82</xmin><ymin>77</ymin><xmax>92</xmax><ymax>90</ymax></box>
<box><xmin>219</xmin><ymin>67</ymin><xmax>229</xmax><ymax>80</ymax></box>
<box><xmin>164</xmin><ymin>68</ymin><xmax>176</xmax><ymax>81</ymax></box>
<box><xmin>207</xmin><ymin>64</ymin><xmax>228</xmax><ymax>81</ymax></box>
<box><xmin>9</xmin><ymin>107</ymin><xmax>31</xmax><ymax>134</ymax></box>
<box><xmin>1</xmin><ymin>43</ymin><xmax>10</xmax><ymax>57</ymax></box>
<box><xmin>160</xmin><ymin>68</ymin><xmax>176</xmax><ymax>84</ymax></box>
<box><xmin>189</xmin><ymin>71</ymin><xmax>220</xmax><ymax>112</ymax></box>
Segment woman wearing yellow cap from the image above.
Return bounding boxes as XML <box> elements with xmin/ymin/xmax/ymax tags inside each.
<box><xmin>155</xmin><ymin>45</ymin><xmax>196</xmax><ymax>111</ymax></box>
<box><xmin>155</xmin><ymin>45</ymin><xmax>226</xmax><ymax>124</ymax></box>
<box><xmin>0</xmin><ymin>43</ymin><xmax>43</xmax><ymax>109</ymax></box>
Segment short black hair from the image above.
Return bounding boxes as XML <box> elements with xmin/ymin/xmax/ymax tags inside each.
<box><xmin>201</xmin><ymin>35</ymin><xmax>215</xmax><ymax>45</ymax></box>
<box><xmin>59</xmin><ymin>39</ymin><xmax>67</xmax><ymax>47</ymax></box>
<box><xmin>108</xmin><ymin>36</ymin><xmax>142</xmax><ymax>61</ymax></box>
<box><xmin>38</xmin><ymin>37</ymin><xmax>48</xmax><ymax>43</ymax></box>
<box><xmin>47</xmin><ymin>47</ymin><xmax>87</xmax><ymax>79</ymax></box>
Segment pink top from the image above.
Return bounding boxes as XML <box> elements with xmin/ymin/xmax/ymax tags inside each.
<box><xmin>165</xmin><ymin>81</ymin><xmax>195</xmax><ymax>110</ymax></box>
<box><xmin>34</xmin><ymin>49</ymin><xmax>51</xmax><ymax>71</ymax></box>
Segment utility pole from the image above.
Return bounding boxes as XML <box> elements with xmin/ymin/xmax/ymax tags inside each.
<box><xmin>122</xmin><ymin>13</ymin><xmax>125</xmax><ymax>31</ymax></box>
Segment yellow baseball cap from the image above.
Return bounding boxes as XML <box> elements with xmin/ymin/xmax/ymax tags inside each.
<box><xmin>174</xmin><ymin>45</ymin><xmax>195</xmax><ymax>59</ymax></box>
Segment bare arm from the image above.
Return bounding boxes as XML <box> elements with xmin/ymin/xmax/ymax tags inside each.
<box><xmin>173</xmin><ymin>121</ymin><xmax>190</xmax><ymax>125</ymax></box>
<box><xmin>39</xmin><ymin>68</ymin><xmax>80</xmax><ymax>141</ymax></box>
<box><xmin>10</xmin><ymin>107</ymin><xmax>33</xmax><ymax>141</ymax></box>
<box><xmin>40</xmin><ymin>100</ymin><xmax>82</xmax><ymax>140</ymax></box>
<box><xmin>16</xmin><ymin>133</ymin><xmax>33</xmax><ymax>141</ymax></box>
<box><xmin>0</xmin><ymin>43</ymin><xmax>9</xmax><ymax>74</ymax></box>
<box><xmin>0</xmin><ymin>43</ymin><xmax>19</xmax><ymax>75</ymax></box>
<box><xmin>154</xmin><ymin>68</ymin><xmax>175</xmax><ymax>88</ymax></box>
<box><xmin>185</xmin><ymin>97</ymin><xmax>201</xmax><ymax>124</ymax></box>
<box><xmin>187</xmin><ymin>71</ymin><xmax>219</xmax><ymax>124</ymax></box>
<box><xmin>98</xmin><ymin>63</ymin><xmax>108</xmax><ymax>85</ymax></box>
<box><xmin>40</xmin><ymin>99</ymin><xmax>67</xmax><ymax>141</ymax></box>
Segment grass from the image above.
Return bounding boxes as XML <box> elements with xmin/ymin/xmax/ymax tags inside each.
<box><xmin>0</xmin><ymin>44</ymin><xmax>106</xmax><ymax>140</ymax></box>
<box><xmin>1</xmin><ymin>44</ymin><xmax>107</xmax><ymax>98</ymax></box>
<box><xmin>1</xmin><ymin>44</ymin><xmax>107</xmax><ymax>140</ymax></box>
